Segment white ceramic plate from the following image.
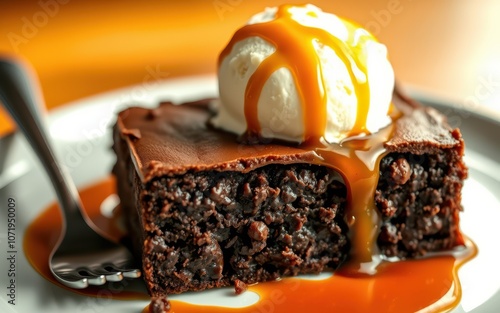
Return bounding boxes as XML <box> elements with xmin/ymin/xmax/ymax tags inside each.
<box><xmin>1</xmin><ymin>76</ymin><xmax>499</xmax><ymax>313</ymax></box>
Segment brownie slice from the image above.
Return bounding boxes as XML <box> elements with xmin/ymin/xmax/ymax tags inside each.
<box><xmin>375</xmin><ymin>101</ymin><xmax>467</xmax><ymax>257</ymax></box>
<box><xmin>113</xmin><ymin>101</ymin><xmax>350</xmax><ymax>296</ymax></box>
<box><xmin>112</xmin><ymin>92</ymin><xmax>466</xmax><ymax>297</ymax></box>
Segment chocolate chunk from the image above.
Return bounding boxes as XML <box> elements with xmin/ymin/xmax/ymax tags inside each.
<box><xmin>234</xmin><ymin>279</ymin><xmax>248</xmax><ymax>295</ymax></box>
<box><xmin>248</xmin><ymin>221</ymin><xmax>269</xmax><ymax>241</ymax></box>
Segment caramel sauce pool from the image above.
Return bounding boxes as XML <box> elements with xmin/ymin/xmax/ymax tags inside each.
<box><xmin>25</xmin><ymin>177</ymin><xmax>476</xmax><ymax>313</ymax></box>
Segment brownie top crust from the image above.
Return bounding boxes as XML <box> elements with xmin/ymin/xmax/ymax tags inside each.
<box><xmin>115</xmin><ymin>91</ymin><xmax>464</xmax><ymax>183</ymax></box>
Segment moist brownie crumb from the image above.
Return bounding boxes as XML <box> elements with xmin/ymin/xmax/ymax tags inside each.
<box><xmin>149</xmin><ymin>296</ymin><xmax>171</xmax><ymax>313</ymax></box>
<box><xmin>376</xmin><ymin>150</ymin><xmax>466</xmax><ymax>258</ymax></box>
<box><xmin>234</xmin><ymin>279</ymin><xmax>248</xmax><ymax>295</ymax></box>
<box><xmin>136</xmin><ymin>164</ymin><xmax>348</xmax><ymax>295</ymax></box>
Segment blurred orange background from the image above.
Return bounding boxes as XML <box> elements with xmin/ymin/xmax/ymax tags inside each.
<box><xmin>1</xmin><ymin>0</ymin><xmax>500</xmax><ymax>136</ymax></box>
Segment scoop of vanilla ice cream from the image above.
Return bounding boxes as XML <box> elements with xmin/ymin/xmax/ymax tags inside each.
<box><xmin>211</xmin><ymin>4</ymin><xmax>395</xmax><ymax>143</ymax></box>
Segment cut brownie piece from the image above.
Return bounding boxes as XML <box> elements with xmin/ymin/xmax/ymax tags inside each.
<box><xmin>143</xmin><ymin>164</ymin><xmax>348</xmax><ymax>294</ymax></box>
<box><xmin>375</xmin><ymin>103</ymin><xmax>467</xmax><ymax>257</ymax></box>
<box><xmin>113</xmin><ymin>101</ymin><xmax>350</xmax><ymax>296</ymax></box>
<box><xmin>112</xmin><ymin>91</ymin><xmax>466</xmax><ymax>297</ymax></box>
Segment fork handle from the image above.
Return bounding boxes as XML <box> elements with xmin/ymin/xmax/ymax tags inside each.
<box><xmin>0</xmin><ymin>57</ymin><xmax>84</xmax><ymax>223</ymax></box>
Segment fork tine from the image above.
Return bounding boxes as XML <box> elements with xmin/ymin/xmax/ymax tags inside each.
<box><xmin>103</xmin><ymin>265</ymin><xmax>141</xmax><ymax>279</ymax></box>
<box><xmin>54</xmin><ymin>272</ymin><xmax>89</xmax><ymax>289</ymax></box>
<box><xmin>104</xmin><ymin>272</ymin><xmax>124</xmax><ymax>282</ymax></box>
<box><xmin>87</xmin><ymin>267</ymin><xmax>124</xmax><ymax>282</ymax></box>
<box><xmin>79</xmin><ymin>270</ymin><xmax>106</xmax><ymax>286</ymax></box>
<box><xmin>88</xmin><ymin>275</ymin><xmax>107</xmax><ymax>285</ymax></box>
<box><xmin>122</xmin><ymin>269</ymin><xmax>142</xmax><ymax>278</ymax></box>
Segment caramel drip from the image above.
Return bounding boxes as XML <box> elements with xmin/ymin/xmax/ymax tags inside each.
<box><xmin>219</xmin><ymin>4</ymin><xmax>373</xmax><ymax>141</ymax></box>
<box><xmin>312</xmin><ymin>123</ymin><xmax>394</xmax><ymax>271</ymax></box>
<box><xmin>220</xmin><ymin>4</ymin><xmax>386</xmax><ymax>271</ymax></box>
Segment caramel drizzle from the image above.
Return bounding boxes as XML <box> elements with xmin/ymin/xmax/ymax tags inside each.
<box><xmin>219</xmin><ymin>5</ymin><xmax>391</xmax><ymax>272</ymax></box>
<box><xmin>219</xmin><ymin>4</ymin><xmax>375</xmax><ymax>141</ymax></box>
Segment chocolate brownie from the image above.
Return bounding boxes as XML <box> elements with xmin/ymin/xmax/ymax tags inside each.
<box><xmin>112</xmin><ymin>90</ymin><xmax>466</xmax><ymax>298</ymax></box>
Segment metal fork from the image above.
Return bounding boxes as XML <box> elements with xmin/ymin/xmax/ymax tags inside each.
<box><xmin>0</xmin><ymin>57</ymin><xmax>141</xmax><ymax>288</ymax></box>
